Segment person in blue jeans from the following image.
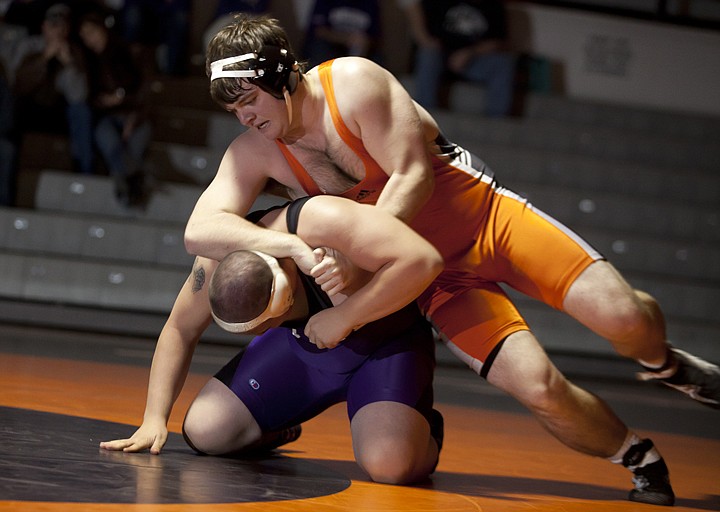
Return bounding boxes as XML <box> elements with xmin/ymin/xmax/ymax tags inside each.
<box><xmin>119</xmin><ymin>0</ymin><xmax>191</xmax><ymax>75</ymax></box>
<box><xmin>10</xmin><ymin>3</ymin><xmax>94</xmax><ymax>174</ymax></box>
<box><xmin>401</xmin><ymin>0</ymin><xmax>517</xmax><ymax>117</ymax></box>
<box><xmin>303</xmin><ymin>0</ymin><xmax>383</xmax><ymax>67</ymax></box>
<box><xmin>0</xmin><ymin>65</ymin><xmax>17</xmax><ymax>206</ymax></box>
<box><xmin>78</xmin><ymin>11</ymin><xmax>152</xmax><ymax>206</ymax></box>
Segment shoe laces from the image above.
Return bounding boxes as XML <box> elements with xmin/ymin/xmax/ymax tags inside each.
<box><xmin>632</xmin><ymin>474</ymin><xmax>651</xmax><ymax>490</ymax></box>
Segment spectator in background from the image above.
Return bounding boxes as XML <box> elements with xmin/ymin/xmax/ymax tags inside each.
<box><xmin>202</xmin><ymin>0</ymin><xmax>271</xmax><ymax>54</ymax></box>
<box><xmin>303</xmin><ymin>0</ymin><xmax>382</xmax><ymax>67</ymax></box>
<box><xmin>119</xmin><ymin>0</ymin><xmax>191</xmax><ymax>75</ymax></box>
<box><xmin>78</xmin><ymin>10</ymin><xmax>151</xmax><ymax>206</ymax></box>
<box><xmin>11</xmin><ymin>2</ymin><xmax>94</xmax><ymax>174</ymax></box>
<box><xmin>0</xmin><ymin>63</ymin><xmax>17</xmax><ymax>206</ymax></box>
<box><xmin>401</xmin><ymin>0</ymin><xmax>517</xmax><ymax>117</ymax></box>
<box><xmin>3</xmin><ymin>0</ymin><xmax>54</xmax><ymax>35</ymax></box>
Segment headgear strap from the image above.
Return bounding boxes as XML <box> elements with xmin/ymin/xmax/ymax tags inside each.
<box><xmin>210</xmin><ymin>53</ymin><xmax>262</xmax><ymax>81</ymax></box>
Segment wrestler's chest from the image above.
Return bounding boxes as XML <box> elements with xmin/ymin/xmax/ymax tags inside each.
<box><xmin>285</xmin><ymin>139</ymin><xmax>366</xmax><ymax>195</ymax></box>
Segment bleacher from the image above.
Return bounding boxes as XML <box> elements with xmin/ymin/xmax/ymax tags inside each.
<box><xmin>1</xmin><ymin>46</ymin><xmax>719</xmax><ymax>366</ymax></box>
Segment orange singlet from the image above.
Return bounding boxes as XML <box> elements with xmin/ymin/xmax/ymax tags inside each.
<box><xmin>276</xmin><ymin>60</ymin><xmax>604</xmax><ymax>377</ymax></box>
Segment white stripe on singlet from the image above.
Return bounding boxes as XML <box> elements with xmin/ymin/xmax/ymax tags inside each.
<box><xmin>493</xmin><ymin>186</ymin><xmax>604</xmax><ymax>261</ymax></box>
<box><xmin>443</xmin><ymin>146</ymin><xmax>496</xmax><ymax>186</ymax></box>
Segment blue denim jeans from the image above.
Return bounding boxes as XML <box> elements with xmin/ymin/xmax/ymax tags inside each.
<box><xmin>122</xmin><ymin>0</ymin><xmax>190</xmax><ymax>74</ymax></box>
<box><xmin>413</xmin><ymin>46</ymin><xmax>517</xmax><ymax>117</ymax></box>
<box><xmin>66</xmin><ymin>101</ymin><xmax>94</xmax><ymax>174</ymax></box>
<box><xmin>94</xmin><ymin>114</ymin><xmax>152</xmax><ymax>177</ymax></box>
<box><xmin>0</xmin><ymin>137</ymin><xmax>16</xmax><ymax>206</ymax></box>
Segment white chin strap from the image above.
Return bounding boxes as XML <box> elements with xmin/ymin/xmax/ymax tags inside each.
<box><xmin>284</xmin><ymin>88</ymin><xmax>293</xmax><ymax>125</ymax></box>
<box><xmin>210</xmin><ymin>53</ymin><xmax>264</xmax><ymax>81</ymax></box>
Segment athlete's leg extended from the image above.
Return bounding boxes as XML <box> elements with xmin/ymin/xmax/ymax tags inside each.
<box><xmin>426</xmin><ymin>284</ymin><xmax>675</xmax><ymax>505</ymax></box>
<box><xmin>564</xmin><ymin>260</ymin><xmax>667</xmax><ymax>364</ymax></box>
<box><xmin>489</xmin><ymin>330</ymin><xmax>628</xmax><ymax>457</ymax></box>
<box><xmin>425</xmin><ymin>282</ymin><xmax>627</xmax><ymax>457</ymax></box>
<box><xmin>489</xmin><ymin>188</ymin><xmax>720</xmax><ymax>408</ymax></box>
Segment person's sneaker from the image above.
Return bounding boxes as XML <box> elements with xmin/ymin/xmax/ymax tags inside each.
<box><xmin>429</xmin><ymin>408</ymin><xmax>444</xmax><ymax>473</ymax></box>
<box><xmin>623</xmin><ymin>439</ymin><xmax>675</xmax><ymax>506</ymax></box>
<box><xmin>638</xmin><ymin>347</ymin><xmax>720</xmax><ymax>409</ymax></box>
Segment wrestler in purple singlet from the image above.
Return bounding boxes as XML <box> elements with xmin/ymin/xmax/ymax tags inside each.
<box><xmin>213</xmin><ymin>197</ymin><xmax>436</xmax><ymax>432</ymax></box>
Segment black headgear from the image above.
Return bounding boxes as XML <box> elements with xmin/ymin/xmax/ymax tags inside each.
<box><xmin>210</xmin><ymin>45</ymin><xmax>298</xmax><ymax>99</ymax></box>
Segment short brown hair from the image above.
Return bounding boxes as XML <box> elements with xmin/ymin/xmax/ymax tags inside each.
<box><xmin>206</xmin><ymin>14</ymin><xmax>304</xmax><ymax>105</ymax></box>
<box><xmin>209</xmin><ymin>251</ymin><xmax>273</xmax><ymax>322</ymax></box>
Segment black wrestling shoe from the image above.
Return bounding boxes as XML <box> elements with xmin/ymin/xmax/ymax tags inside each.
<box><xmin>623</xmin><ymin>439</ymin><xmax>675</xmax><ymax>506</ymax></box>
<box><xmin>429</xmin><ymin>409</ymin><xmax>444</xmax><ymax>473</ymax></box>
<box><xmin>239</xmin><ymin>424</ymin><xmax>303</xmax><ymax>457</ymax></box>
<box><xmin>263</xmin><ymin>424</ymin><xmax>302</xmax><ymax>451</ymax></box>
<box><xmin>639</xmin><ymin>347</ymin><xmax>720</xmax><ymax>409</ymax></box>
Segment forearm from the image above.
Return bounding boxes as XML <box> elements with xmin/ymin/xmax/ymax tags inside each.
<box><xmin>185</xmin><ymin>210</ymin><xmax>307</xmax><ymax>263</ymax></box>
<box><xmin>141</xmin><ymin>327</ymin><xmax>198</xmax><ymax>424</ymax></box>
<box><xmin>331</xmin><ymin>255</ymin><xmax>442</xmax><ymax>329</ymax></box>
<box><xmin>374</xmin><ymin>164</ymin><xmax>434</xmax><ymax>223</ymax></box>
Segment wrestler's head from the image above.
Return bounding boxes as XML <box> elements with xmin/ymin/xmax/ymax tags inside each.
<box><xmin>209</xmin><ymin>250</ymin><xmax>294</xmax><ymax>333</ymax></box>
<box><xmin>206</xmin><ymin>14</ymin><xmax>303</xmax><ymax>103</ymax></box>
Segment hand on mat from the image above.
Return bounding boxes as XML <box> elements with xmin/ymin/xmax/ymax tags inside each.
<box><xmin>100</xmin><ymin>420</ymin><xmax>168</xmax><ymax>455</ymax></box>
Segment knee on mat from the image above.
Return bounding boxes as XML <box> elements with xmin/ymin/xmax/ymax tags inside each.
<box><xmin>182</xmin><ymin>411</ymin><xmax>231</xmax><ymax>456</ymax></box>
<box><xmin>357</xmin><ymin>440</ymin><xmax>424</xmax><ymax>485</ymax></box>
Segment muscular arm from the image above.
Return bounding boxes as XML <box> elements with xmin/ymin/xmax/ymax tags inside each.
<box><xmin>184</xmin><ymin>137</ymin><xmax>317</xmax><ymax>273</ymax></box>
<box><xmin>333</xmin><ymin>58</ymin><xmax>436</xmax><ymax>223</ymax></box>
<box><xmin>297</xmin><ymin>196</ymin><xmax>443</xmax><ymax>348</ymax></box>
<box><xmin>100</xmin><ymin>257</ymin><xmax>216</xmax><ymax>453</ymax></box>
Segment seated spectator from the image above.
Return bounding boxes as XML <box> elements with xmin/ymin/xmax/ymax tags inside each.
<box><xmin>3</xmin><ymin>0</ymin><xmax>53</xmax><ymax>35</ymax></box>
<box><xmin>78</xmin><ymin>11</ymin><xmax>151</xmax><ymax>206</ymax></box>
<box><xmin>400</xmin><ymin>0</ymin><xmax>517</xmax><ymax>117</ymax></box>
<box><xmin>10</xmin><ymin>2</ymin><xmax>94</xmax><ymax>174</ymax></box>
<box><xmin>118</xmin><ymin>0</ymin><xmax>191</xmax><ymax>75</ymax></box>
<box><xmin>303</xmin><ymin>0</ymin><xmax>382</xmax><ymax>67</ymax></box>
<box><xmin>202</xmin><ymin>1</ymin><xmax>271</xmax><ymax>54</ymax></box>
<box><xmin>0</xmin><ymin>63</ymin><xmax>17</xmax><ymax>206</ymax></box>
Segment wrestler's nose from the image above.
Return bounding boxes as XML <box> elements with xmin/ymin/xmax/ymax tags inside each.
<box><xmin>236</xmin><ymin>108</ymin><xmax>254</xmax><ymax>127</ymax></box>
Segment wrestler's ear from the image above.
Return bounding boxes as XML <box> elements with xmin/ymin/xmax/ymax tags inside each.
<box><xmin>268</xmin><ymin>269</ymin><xmax>294</xmax><ymax>317</ymax></box>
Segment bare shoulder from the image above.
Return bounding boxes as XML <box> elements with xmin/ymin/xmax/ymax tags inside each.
<box><xmin>324</xmin><ymin>57</ymin><xmax>414</xmax><ymax>132</ymax></box>
<box><xmin>221</xmin><ymin>128</ymin><xmax>287</xmax><ymax>180</ymax></box>
<box><xmin>226</xmin><ymin>129</ymin><xmax>279</xmax><ymax>162</ymax></box>
<box><xmin>328</xmin><ymin>57</ymin><xmax>397</xmax><ymax>94</ymax></box>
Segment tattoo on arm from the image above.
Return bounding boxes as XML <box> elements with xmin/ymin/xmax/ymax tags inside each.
<box><xmin>191</xmin><ymin>259</ymin><xmax>205</xmax><ymax>293</ymax></box>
